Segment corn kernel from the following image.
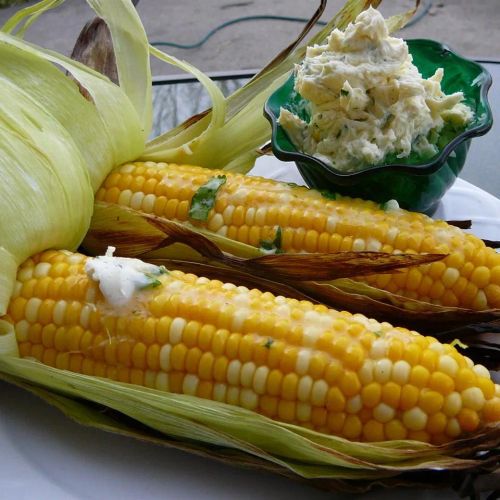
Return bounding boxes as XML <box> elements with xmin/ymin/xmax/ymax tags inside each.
<box><xmin>403</xmin><ymin>407</ymin><xmax>428</xmax><ymax>431</ymax></box>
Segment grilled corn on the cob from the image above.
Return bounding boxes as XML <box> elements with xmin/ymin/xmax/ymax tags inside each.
<box><xmin>6</xmin><ymin>250</ymin><xmax>500</xmax><ymax>444</ymax></box>
<box><xmin>96</xmin><ymin>162</ymin><xmax>500</xmax><ymax>311</ymax></box>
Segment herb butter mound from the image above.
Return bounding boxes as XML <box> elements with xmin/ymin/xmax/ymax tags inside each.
<box><xmin>279</xmin><ymin>7</ymin><xmax>473</xmax><ymax>172</ymax></box>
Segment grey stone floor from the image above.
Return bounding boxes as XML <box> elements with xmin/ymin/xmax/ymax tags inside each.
<box><xmin>1</xmin><ymin>1</ymin><xmax>499</xmax><ymax>74</ymax></box>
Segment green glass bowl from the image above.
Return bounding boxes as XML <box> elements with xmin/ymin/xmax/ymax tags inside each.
<box><xmin>264</xmin><ymin>39</ymin><xmax>493</xmax><ymax>214</ymax></box>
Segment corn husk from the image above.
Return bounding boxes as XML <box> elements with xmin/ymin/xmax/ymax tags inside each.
<box><xmin>0</xmin><ymin>351</ymin><xmax>498</xmax><ymax>493</ymax></box>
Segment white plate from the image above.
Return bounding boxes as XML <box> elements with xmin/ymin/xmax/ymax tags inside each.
<box><xmin>0</xmin><ymin>157</ymin><xmax>499</xmax><ymax>500</ymax></box>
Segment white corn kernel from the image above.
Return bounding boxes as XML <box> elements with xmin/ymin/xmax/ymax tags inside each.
<box><xmin>130</xmin><ymin>191</ymin><xmax>144</xmax><ymax>210</ymax></box>
<box><xmin>240</xmin><ymin>388</ymin><xmax>258</xmax><ymax>410</ymax></box>
<box><xmin>346</xmin><ymin>395</ymin><xmax>362</xmax><ymax>414</ymax></box>
<box><xmin>25</xmin><ymin>297</ymin><xmax>42</xmax><ymax>323</ymax></box>
<box><xmin>392</xmin><ymin>360</ymin><xmax>411</xmax><ymax>385</ymax></box>
<box><xmin>403</xmin><ymin>407</ymin><xmax>428</xmax><ymax>431</ymax></box>
<box><xmin>429</xmin><ymin>342</ymin><xmax>445</xmax><ymax>354</ymax></box>
<box><xmin>207</xmin><ymin>213</ymin><xmax>224</xmax><ymax>231</ymax></box>
<box><xmin>352</xmin><ymin>238</ymin><xmax>366</xmax><ymax>251</ymax></box>
<box><xmin>213</xmin><ymin>383</ymin><xmax>227</xmax><ymax>402</ymax></box>
<box><xmin>438</xmin><ymin>355</ymin><xmax>459</xmax><ymax>378</ymax></box>
<box><xmin>142</xmin><ymin>194</ymin><xmax>156</xmax><ymax>213</ymax></box>
<box><xmin>119</xmin><ymin>163</ymin><xmax>135</xmax><ymax>174</ymax></box>
<box><xmin>442</xmin><ymin>268</ymin><xmax>460</xmax><ymax>288</ymax></box>
<box><xmin>226</xmin><ymin>386</ymin><xmax>240</xmax><ymax>405</ymax></box>
<box><xmin>182</xmin><ymin>374</ymin><xmax>199</xmax><ymax>396</ymax></box>
<box><xmin>155</xmin><ymin>372</ymin><xmax>169</xmax><ymax>391</ymax></box>
<box><xmin>443</xmin><ymin>392</ymin><xmax>462</xmax><ymax>417</ymax></box>
<box><xmin>370</xmin><ymin>339</ymin><xmax>388</xmax><ymax>359</ymax></box>
<box><xmin>252</xmin><ymin>366</ymin><xmax>269</xmax><ymax>394</ymax></box>
<box><xmin>169</xmin><ymin>317</ymin><xmax>186</xmax><ymax>344</ymax></box>
<box><xmin>244</xmin><ymin>207</ymin><xmax>255</xmax><ymax>225</ymax></box>
<box><xmin>117</xmin><ymin>189</ymin><xmax>133</xmax><ymax>206</ymax></box>
<box><xmin>240</xmin><ymin>362</ymin><xmax>256</xmax><ymax>387</ymax></box>
<box><xmin>296</xmin><ymin>402</ymin><xmax>312</xmax><ymax>422</ymax></box>
<box><xmin>227</xmin><ymin>359</ymin><xmax>241</xmax><ymax>386</ymax></box>
<box><xmin>297</xmin><ymin>375</ymin><xmax>313</xmax><ymax>402</ymax></box>
<box><xmin>366</xmin><ymin>238</ymin><xmax>382</xmax><ymax>252</ymax></box>
<box><xmin>255</xmin><ymin>207</ymin><xmax>267</xmax><ymax>226</ymax></box>
<box><xmin>473</xmin><ymin>364</ymin><xmax>490</xmax><ymax>379</ymax></box>
<box><xmin>17</xmin><ymin>267</ymin><xmax>34</xmax><ymax>282</ymax></box>
<box><xmin>374</xmin><ymin>359</ymin><xmax>392</xmax><ymax>383</ymax></box>
<box><xmin>159</xmin><ymin>344</ymin><xmax>171</xmax><ymax>371</ymax></box>
<box><xmin>311</xmin><ymin>379</ymin><xmax>328</xmax><ymax>406</ymax></box>
<box><xmin>52</xmin><ymin>300</ymin><xmax>67</xmax><ymax>325</ymax></box>
<box><xmin>34</xmin><ymin>262</ymin><xmax>51</xmax><ymax>278</ymax></box>
<box><xmin>295</xmin><ymin>350</ymin><xmax>311</xmax><ymax>376</ymax></box>
<box><xmin>80</xmin><ymin>305</ymin><xmax>92</xmax><ymax>329</ymax></box>
<box><xmin>358</xmin><ymin>360</ymin><xmax>374</xmax><ymax>384</ymax></box>
<box><xmin>373</xmin><ymin>403</ymin><xmax>395</xmax><ymax>423</ymax></box>
<box><xmin>15</xmin><ymin>320</ymin><xmax>30</xmax><ymax>342</ymax></box>
<box><xmin>461</xmin><ymin>387</ymin><xmax>485</xmax><ymax>411</ymax></box>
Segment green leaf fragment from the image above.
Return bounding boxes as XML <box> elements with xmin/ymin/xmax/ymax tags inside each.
<box><xmin>188</xmin><ymin>175</ymin><xmax>227</xmax><ymax>221</ymax></box>
<box><xmin>263</xmin><ymin>338</ymin><xmax>274</xmax><ymax>349</ymax></box>
<box><xmin>157</xmin><ymin>265</ymin><xmax>168</xmax><ymax>275</ymax></box>
<box><xmin>140</xmin><ymin>272</ymin><xmax>163</xmax><ymax>290</ymax></box>
<box><xmin>320</xmin><ymin>189</ymin><xmax>336</xmax><ymax>200</ymax></box>
<box><xmin>259</xmin><ymin>226</ymin><xmax>283</xmax><ymax>254</ymax></box>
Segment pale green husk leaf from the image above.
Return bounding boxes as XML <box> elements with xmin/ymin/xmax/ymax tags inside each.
<box><xmin>0</xmin><ymin>351</ymin><xmax>491</xmax><ymax>481</ymax></box>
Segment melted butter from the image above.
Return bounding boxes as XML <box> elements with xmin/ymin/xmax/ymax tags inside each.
<box><xmin>85</xmin><ymin>247</ymin><xmax>164</xmax><ymax>308</ymax></box>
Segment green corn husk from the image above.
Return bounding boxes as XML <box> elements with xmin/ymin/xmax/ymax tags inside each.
<box><xmin>1</xmin><ymin>0</ymin><xmax>499</xmax><ymax>495</ymax></box>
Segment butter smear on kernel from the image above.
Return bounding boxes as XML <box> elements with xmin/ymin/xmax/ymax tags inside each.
<box><xmin>85</xmin><ymin>246</ymin><xmax>166</xmax><ymax>307</ymax></box>
<box><xmin>278</xmin><ymin>7</ymin><xmax>473</xmax><ymax>172</ymax></box>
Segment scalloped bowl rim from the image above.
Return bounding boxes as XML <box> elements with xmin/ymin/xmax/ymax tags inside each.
<box><xmin>264</xmin><ymin>39</ymin><xmax>493</xmax><ymax>180</ymax></box>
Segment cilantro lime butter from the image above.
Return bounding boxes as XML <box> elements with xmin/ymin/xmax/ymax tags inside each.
<box><xmin>85</xmin><ymin>247</ymin><xmax>166</xmax><ymax>308</ymax></box>
<box><xmin>278</xmin><ymin>7</ymin><xmax>473</xmax><ymax>172</ymax></box>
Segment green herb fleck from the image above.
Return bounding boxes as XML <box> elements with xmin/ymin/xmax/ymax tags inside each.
<box><xmin>320</xmin><ymin>189</ymin><xmax>336</xmax><ymax>200</ymax></box>
<box><xmin>188</xmin><ymin>175</ymin><xmax>227</xmax><ymax>221</ymax></box>
<box><xmin>263</xmin><ymin>338</ymin><xmax>274</xmax><ymax>349</ymax></box>
<box><xmin>335</xmin><ymin>129</ymin><xmax>342</xmax><ymax>139</ymax></box>
<box><xmin>140</xmin><ymin>272</ymin><xmax>163</xmax><ymax>290</ymax></box>
<box><xmin>259</xmin><ymin>226</ymin><xmax>283</xmax><ymax>254</ymax></box>
<box><xmin>381</xmin><ymin>113</ymin><xmax>394</xmax><ymax>129</ymax></box>
<box><xmin>286</xmin><ymin>182</ymin><xmax>300</xmax><ymax>188</ymax></box>
<box><xmin>373</xmin><ymin>331</ymin><xmax>383</xmax><ymax>338</ymax></box>
<box><xmin>340</xmin><ymin>89</ymin><xmax>349</xmax><ymax>96</ymax></box>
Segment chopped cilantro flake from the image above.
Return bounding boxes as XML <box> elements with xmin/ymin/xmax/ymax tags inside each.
<box><xmin>188</xmin><ymin>175</ymin><xmax>227</xmax><ymax>221</ymax></box>
<box><xmin>259</xmin><ymin>226</ymin><xmax>283</xmax><ymax>254</ymax></box>
<box><xmin>264</xmin><ymin>338</ymin><xmax>274</xmax><ymax>349</ymax></box>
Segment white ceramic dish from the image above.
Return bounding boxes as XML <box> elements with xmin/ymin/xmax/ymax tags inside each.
<box><xmin>0</xmin><ymin>157</ymin><xmax>498</xmax><ymax>500</ymax></box>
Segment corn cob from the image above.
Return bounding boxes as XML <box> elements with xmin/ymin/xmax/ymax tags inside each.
<box><xmin>96</xmin><ymin>162</ymin><xmax>500</xmax><ymax>311</ymax></box>
<box><xmin>6</xmin><ymin>249</ymin><xmax>500</xmax><ymax>444</ymax></box>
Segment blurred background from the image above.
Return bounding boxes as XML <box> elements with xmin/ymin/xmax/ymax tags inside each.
<box><xmin>1</xmin><ymin>0</ymin><xmax>499</xmax><ymax>197</ymax></box>
<box><xmin>0</xmin><ymin>0</ymin><xmax>498</xmax><ymax>76</ymax></box>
